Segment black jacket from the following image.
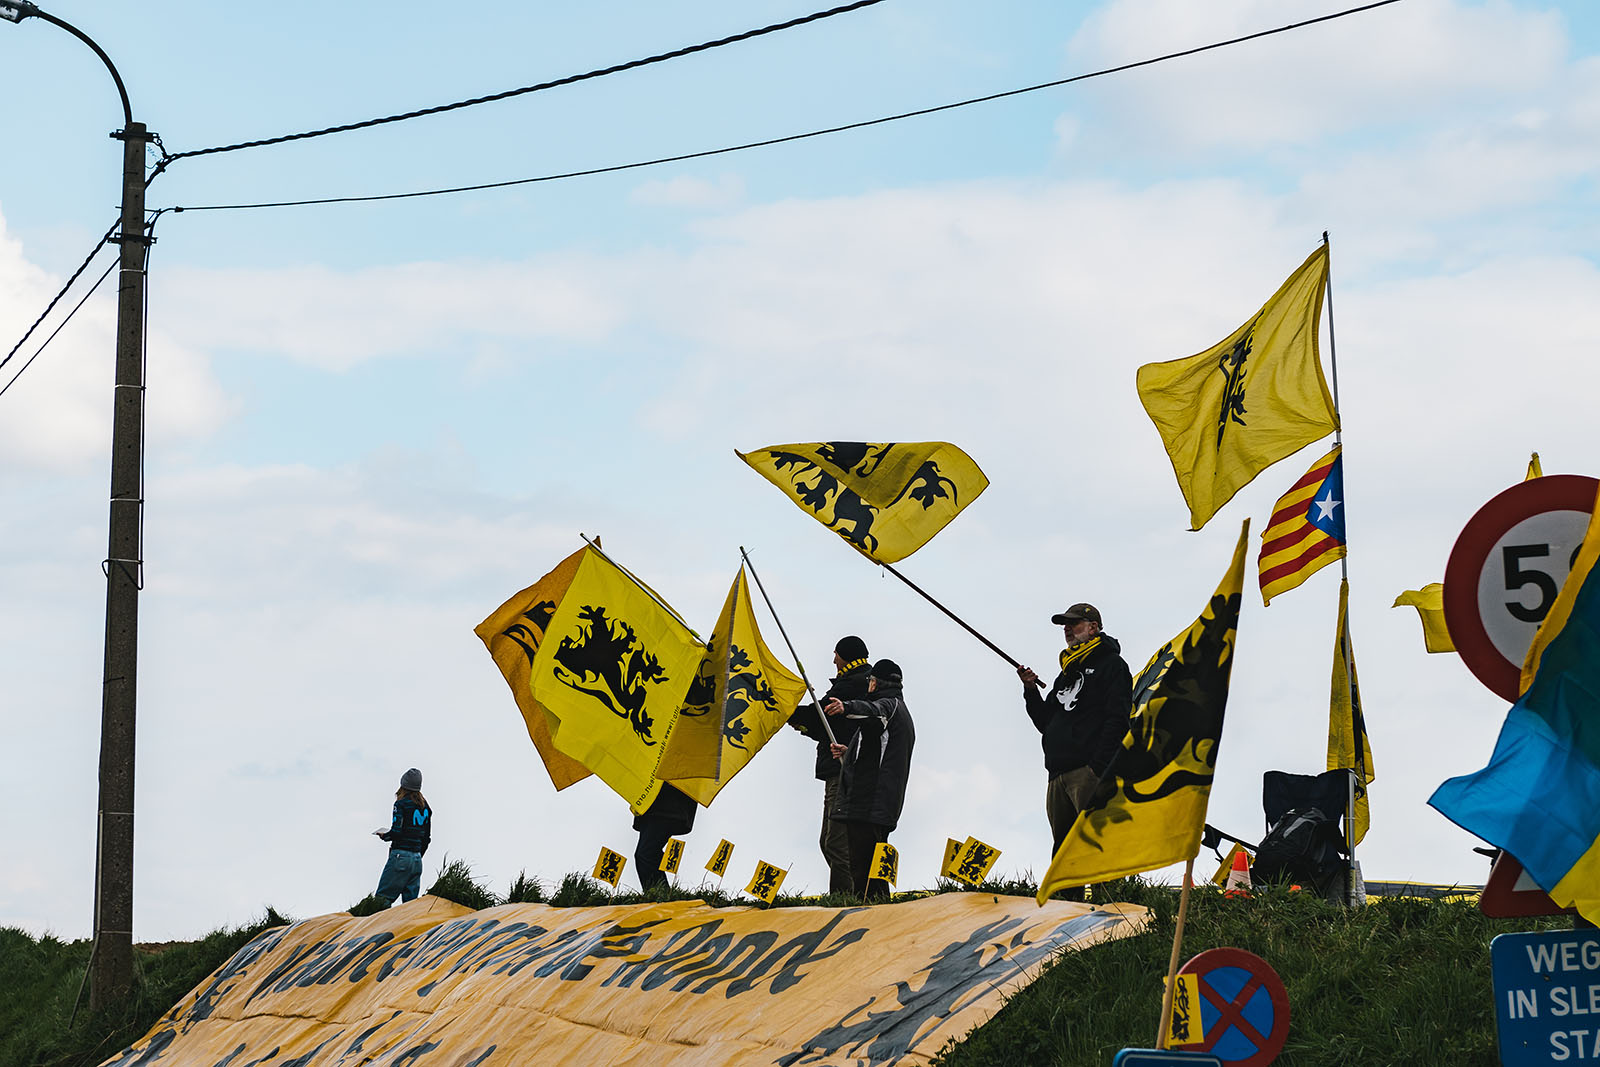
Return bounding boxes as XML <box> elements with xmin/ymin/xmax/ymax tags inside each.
<box><xmin>788</xmin><ymin>662</ymin><xmax>871</xmax><ymax>780</ymax></box>
<box><xmin>381</xmin><ymin>794</ymin><xmax>432</xmax><ymax>855</ymax></box>
<box><xmin>632</xmin><ymin>783</ymin><xmax>696</xmax><ymax>837</ymax></box>
<box><xmin>1023</xmin><ymin>634</ymin><xmax>1133</xmax><ymax>779</ymax></box>
<box><xmin>831</xmin><ymin>683</ymin><xmax>915</xmax><ymax>831</ymax></box>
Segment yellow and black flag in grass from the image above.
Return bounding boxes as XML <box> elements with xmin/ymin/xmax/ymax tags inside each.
<box><xmin>656</xmin><ymin>567</ymin><xmax>807</xmax><ymax>805</ymax></box>
<box><xmin>738</xmin><ymin>441</ymin><xmax>988</xmax><ymax>563</ymax></box>
<box><xmin>1136</xmin><ymin>246</ymin><xmax>1338</xmax><ymax>530</ymax></box>
<box><xmin>1330</xmin><ymin>578</ymin><xmax>1375</xmax><ymax>847</ymax></box>
<box><xmin>474</xmin><ymin>545</ymin><xmax>594</xmax><ymax>791</ymax></box>
<box><xmin>1037</xmin><ymin>522</ymin><xmax>1249</xmax><ymax>903</ymax></box>
<box><xmin>530</xmin><ymin>547</ymin><xmax>706</xmax><ymax>809</ymax></box>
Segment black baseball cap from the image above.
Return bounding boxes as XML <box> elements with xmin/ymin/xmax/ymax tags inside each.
<box><xmin>1050</xmin><ymin>603</ymin><xmax>1101</xmax><ymax>626</ymax></box>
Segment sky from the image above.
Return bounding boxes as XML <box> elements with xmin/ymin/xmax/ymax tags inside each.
<box><xmin>3</xmin><ymin>0</ymin><xmax>1599</xmax><ymax>942</ymax></box>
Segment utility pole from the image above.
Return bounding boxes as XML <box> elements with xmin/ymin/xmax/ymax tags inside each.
<box><xmin>94</xmin><ymin>116</ymin><xmax>151</xmax><ymax>1009</ymax></box>
<box><xmin>0</xmin><ymin>0</ymin><xmax>151</xmax><ymax>1008</ymax></box>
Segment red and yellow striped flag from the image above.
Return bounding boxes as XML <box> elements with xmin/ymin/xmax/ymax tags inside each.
<box><xmin>1259</xmin><ymin>445</ymin><xmax>1346</xmax><ymax>605</ymax></box>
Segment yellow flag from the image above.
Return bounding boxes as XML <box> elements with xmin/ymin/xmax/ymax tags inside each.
<box><xmin>1392</xmin><ymin>584</ymin><xmax>1453</xmax><ymax>653</ymax></box>
<box><xmin>706</xmin><ymin>839</ymin><xmax>734</xmax><ymax>877</ymax></box>
<box><xmin>1329</xmin><ymin>578</ymin><xmax>1375</xmax><ymax>847</ymax></box>
<box><xmin>593</xmin><ymin>847</ymin><xmax>627</xmax><ymax>888</ymax></box>
<box><xmin>941</xmin><ymin>838</ymin><xmax>963</xmax><ymax>878</ymax></box>
<box><xmin>659</xmin><ymin>838</ymin><xmax>685</xmax><ymax>874</ymax></box>
<box><xmin>1038</xmin><ymin>522</ymin><xmax>1249</xmax><ymax>902</ymax></box>
<box><xmin>652</xmin><ymin>587</ymin><xmax>733</xmax><ymax>786</ymax></box>
<box><xmin>531</xmin><ymin>548</ymin><xmax>707</xmax><ymax>809</ymax></box>
<box><xmin>473</xmin><ymin>546</ymin><xmax>594</xmax><ymax>791</ymax></box>
<box><xmin>950</xmin><ymin>837</ymin><xmax>1002</xmax><ymax>887</ymax></box>
<box><xmin>1527</xmin><ymin>451</ymin><xmax>1543</xmax><ymax>480</ymax></box>
<box><xmin>745</xmin><ymin>861</ymin><xmax>788</xmax><ymax>904</ymax></box>
<box><xmin>1167</xmin><ymin>973</ymin><xmax>1205</xmax><ymax>1048</ymax></box>
<box><xmin>658</xmin><ymin>569</ymin><xmax>807</xmax><ymax>805</ymax></box>
<box><xmin>870</xmin><ymin>842</ymin><xmax>899</xmax><ymax>887</ymax></box>
<box><xmin>1137</xmin><ymin>246</ymin><xmax>1338</xmax><ymax>530</ymax></box>
<box><xmin>737</xmin><ymin>441</ymin><xmax>988</xmax><ymax>563</ymax></box>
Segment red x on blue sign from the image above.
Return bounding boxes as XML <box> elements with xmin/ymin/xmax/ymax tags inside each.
<box><xmin>1172</xmin><ymin>948</ymin><xmax>1291</xmax><ymax>1066</ymax></box>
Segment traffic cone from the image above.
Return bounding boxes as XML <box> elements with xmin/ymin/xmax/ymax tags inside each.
<box><xmin>1224</xmin><ymin>850</ymin><xmax>1252</xmax><ymax>898</ymax></box>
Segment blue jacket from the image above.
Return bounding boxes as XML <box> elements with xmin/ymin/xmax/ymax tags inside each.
<box><xmin>381</xmin><ymin>795</ymin><xmax>432</xmax><ymax>854</ymax></box>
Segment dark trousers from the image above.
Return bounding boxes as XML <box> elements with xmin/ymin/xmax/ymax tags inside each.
<box><xmin>844</xmin><ymin>821</ymin><xmax>891</xmax><ymax>902</ymax></box>
<box><xmin>1046</xmin><ymin>771</ymin><xmax>1087</xmax><ymax>902</ymax></box>
<box><xmin>820</xmin><ymin>777</ymin><xmax>853</xmax><ymax>895</ymax></box>
<box><xmin>636</xmin><ymin>821</ymin><xmax>672</xmax><ymax>893</ymax></box>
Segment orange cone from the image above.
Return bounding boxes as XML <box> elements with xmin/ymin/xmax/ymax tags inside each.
<box><xmin>1224</xmin><ymin>849</ymin><xmax>1252</xmax><ymax>898</ymax></box>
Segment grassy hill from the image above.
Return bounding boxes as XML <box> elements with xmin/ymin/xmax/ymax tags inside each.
<box><xmin>0</xmin><ymin>863</ymin><xmax>1562</xmax><ymax>1067</ymax></box>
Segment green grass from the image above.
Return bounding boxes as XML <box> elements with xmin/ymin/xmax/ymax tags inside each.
<box><xmin>1</xmin><ymin>870</ymin><xmax>1566</xmax><ymax>1067</ymax></box>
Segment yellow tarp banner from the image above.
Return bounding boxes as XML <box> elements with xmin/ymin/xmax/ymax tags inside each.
<box><xmin>102</xmin><ymin>894</ymin><xmax>1148</xmax><ymax>1067</ymax></box>
<box><xmin>473</xmin><ymin>546</ymin><xmax>594</xmax><ymax>791</ymax></box>
<box><xmin>738</xmin><ymin>441</ymin><xmax>989</xmax><ymax>563</ymax></box>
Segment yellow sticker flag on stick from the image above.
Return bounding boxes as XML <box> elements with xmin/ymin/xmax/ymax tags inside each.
<box><xmin>706</xmin><ymin>839</ymin><xmax>734</xmax><ymax>877</ymax></box>
<box><xmin>473</xmin><ymin>546</ymin><xmax>594</xmax><ymax>791</ymax></box>
<box><xmin>941</xmin><ymin>838</ymin><xmax>963</xmax><ymax>879</ymax></box>
<box><xmin>531</xmin><ymin>547</ymin><xmax>707</xmax><ymax>810</ymax></box>
<box><xmin>1038</xmin><ymin>522</ymin><xmax>1249</xmax><ymax>903</ymax></box>
<box><xmin>660</xmin><ymin>839</ymin><xmax>685</xmax><ymax>875</ymax></box>
<box><xmin>657</xmin><ymin>567</ymin><xmax>807</xmax><ymax>804</ymax></box>
<box><xmin>1137</xmin><ymin>245</ymin><xmax>1338</xmax><ymax>530</ymax></box>
<box><xmin>951</xmin><ymin>837</ymin><xmax>1002</xmax><ymax>887</ymax></box>
<box><xmin>870</xmin><ymin>842</ymin><xmax>899</xmax><ymax>887</ymax></box>
<box><xmin>1393</xmin><ymin>584</ymin><xmax>1455</xmax><ymax>653</ymax></box>
<box><xmin>1167</xmin><ymin>973</ymin><xmax>1205</xmax><ymax>1048</ymax></box>
<box><xmin>737</xmin><ymin>441</ymin><xmax>988</xmax><ymax>563</ymax></box>
<box><xmin>593</xmin><ymin>847</ymin><xmax>627</xmax><ymax>888</ymax></box>
<box><xmin>746</xmin><ymin>861</ymin><xmax>788</xmax><ymax>904</ymax></box>
<box><xmin>1330</xmin><ymin>578</ymin><xmax>1375</xmax><ymax>847</ymax></box>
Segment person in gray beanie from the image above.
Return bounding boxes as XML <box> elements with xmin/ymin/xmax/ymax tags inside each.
<box><xmin>372</xmin><ymin>767</ymin><xmax>432</xmax><ymax>906</ymax></box>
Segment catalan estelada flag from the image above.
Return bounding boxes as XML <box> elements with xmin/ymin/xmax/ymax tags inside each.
<box><xmin>1430</xmin><ymin>484</ymin><xmax>1600</xmax><ymax>925</ymax></box>
<box><xmin>1258</xmin><ymin>445</ymin><xmax>1345</xmax><ymax>605</ymax></box>
<box><xmin>1137</xmin><ymin>245</ymin><xmax>1338</xmax><ymax>531</ymax></box>
<box><xmin>1037</xmin><ymin>522</ymin><xmax>1248</xmax><ymax>903</ymax></box>
<box><xmin>737</xmin><ymin>441</ymin><xmax>988</xmax><ymax>563</ymax></box>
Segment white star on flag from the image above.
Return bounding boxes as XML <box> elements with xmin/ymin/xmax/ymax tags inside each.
<box><xmin>1314</xmin><ymin>491</ymin><xmax>1341</xmax><ymax>521</ymax></box>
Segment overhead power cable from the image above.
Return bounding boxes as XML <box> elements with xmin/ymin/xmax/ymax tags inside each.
<box><xmin>1</xmin><ymin>219</ymin><xmax>117</xmax><ymax>375</ymax></box>
<box><xmin>163</xmin><ymin>0</ymin><xmax>1404</xmax><ymax>216</ymax></box>
<box><xmin>0</xmin><ymin>258</ymin><xmax>117</xmax><ymax>400</ymax></box>
<box><xmin>156</xmin><ymin>0</ymin><xmax>890</xmax><ymax>167</ymax></box>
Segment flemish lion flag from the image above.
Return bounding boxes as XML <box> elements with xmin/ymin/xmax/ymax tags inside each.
<box><xmin>706</xmin><ymin>839</ymin><xmax>735</xmax><ymax>877</ymax></box>
<box><xmin>531</xmin><ymin>548</ymin><xmax>706</xmax><ymax>809</ymax></box>
<box><xmin>657</xmin><ymin>568</ymin><xmax>807</xmax><ymax>804</ymax></box>
<box><xmin>737</xmin><ymin>441</ymin><xmax>988</xmax><ymax>563</ymax></box>
<box><xmin>745</xmin><ymin>860</ymin><xmax>788</xmax><ymax>904</ymax></box>
<box><xmin>1038</xmin><ymin>521</ymin><xmax>1249</xmax><ymax>903</ymax></box>
<box><xmin>592</xmin><ymin>847</ymin><xmax>627</xmax><ymax>888</ymax></box>
<box><xmin>1137</xmin><ymin>246</ymin><xmax>1338</xmax><ymax>530</ymax></box>
<box><xmin>870</xmin><ymin>842</ymin><xmax>899</xmax><ymax>887</ymax></box>
<box><xmin>660</xmin><ymin>838</ymin><xmax>685</xmax><ymax>874</ymax></box>
<box><xmin>473</xmin><ymin>546</ymin><xmax>593</xmax><ymax>791</ymax></box>
<box><xmin>1330</xmin><ymin>578</ymin><xmax>1375</xmax><ymax>847</ymax></box>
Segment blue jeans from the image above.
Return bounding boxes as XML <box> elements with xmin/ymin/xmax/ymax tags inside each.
<box><xmin>375</xmin><ymin>850</ymin><xmax>423</xmax><ymax>904</ymax></box>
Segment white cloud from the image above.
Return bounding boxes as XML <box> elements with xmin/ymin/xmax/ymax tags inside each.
<box><xmin>1065</xmin><ymin>0</ymin><xmax>1568</xmax><ymax>151</ymax></box>
<box><xmin>629</xmin><ymin>174</ymin><xmax>746</xmax><ymax>209</ymax></box>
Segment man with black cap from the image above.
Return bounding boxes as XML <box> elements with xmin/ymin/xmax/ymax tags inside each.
<box><xmin>788</xmin><ymin>636</ymin><xmax>872</xmax><ymax>894</ymax></box>
<box><xmin>1017</xmin><ymin>603</ymin><xmax>1133</xmax><ymax>886</ymax></box>
<box><xmin>824</xmin><ymin>658</ymin><xmax>915</xmax><ymax>902</ymax></box>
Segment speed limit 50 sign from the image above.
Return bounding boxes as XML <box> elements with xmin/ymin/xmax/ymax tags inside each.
<box><xmin>1443</xmin><ymin>474</ymin><xmax>1599</xmax><ymax>703</ymax></box>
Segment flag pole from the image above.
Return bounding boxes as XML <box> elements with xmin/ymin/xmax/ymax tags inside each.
<box><xmin>738</xmin><ymin>547</ymin><xmax>837</xmax><ymax>746</ymax></box>
<box><xmin>877</xmin><ymin>561</ymin><xmax>1028</xmax><ymax>672</ymax></box>
<box><xmin>1322</xmin><ymin>231</ymin><xmax>1362</xmax><ymax>903</ymax></box>
<box><xmin>1156</xmin><ymin>857</ymin><xmax>1195</xmax><ymax>1048</ymax></box>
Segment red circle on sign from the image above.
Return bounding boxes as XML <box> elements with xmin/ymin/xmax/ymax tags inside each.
<box><xmin>1442</xmin><ymin>475</ymin><xmax>1598</xmax><ymax>703</ymax></box>
<box><xmin>1174</xmin><ymin>947</ymin><xmax>1289</xmax><ymax>1066</ymax></box>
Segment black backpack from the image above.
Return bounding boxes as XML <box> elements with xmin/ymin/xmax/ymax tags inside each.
<box><xmin>1250</xmin><ymin>806</ymin><xmax>1346</xmax><ymax>896</ymax></box>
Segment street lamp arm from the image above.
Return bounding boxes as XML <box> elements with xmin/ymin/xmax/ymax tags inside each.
<box><xmin>1</xmin><ymin>2</ymin><xmax>132</xmax><ymax>127</ymax></box>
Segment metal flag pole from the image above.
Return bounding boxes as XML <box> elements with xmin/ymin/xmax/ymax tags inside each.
<box><xmin>876</xmin><ymin>561</ymin><xmax>1036</xmax><ymax>683</ymax></box>
<box><xmin>1323</xmin><ymin>231</ymin><xmax>1363</xmax><ymax>904</ymax></box>
<box><xmin>739</xmin><ymin>547</ymin><xmax>837</xmax><ymax>746</ymax></box>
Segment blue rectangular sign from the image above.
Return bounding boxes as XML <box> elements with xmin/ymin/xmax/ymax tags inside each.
<box><xmin>1492</xmin><ymin>929</ymin><xmax>1600</xmax><ymax>1064</ymax></box>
